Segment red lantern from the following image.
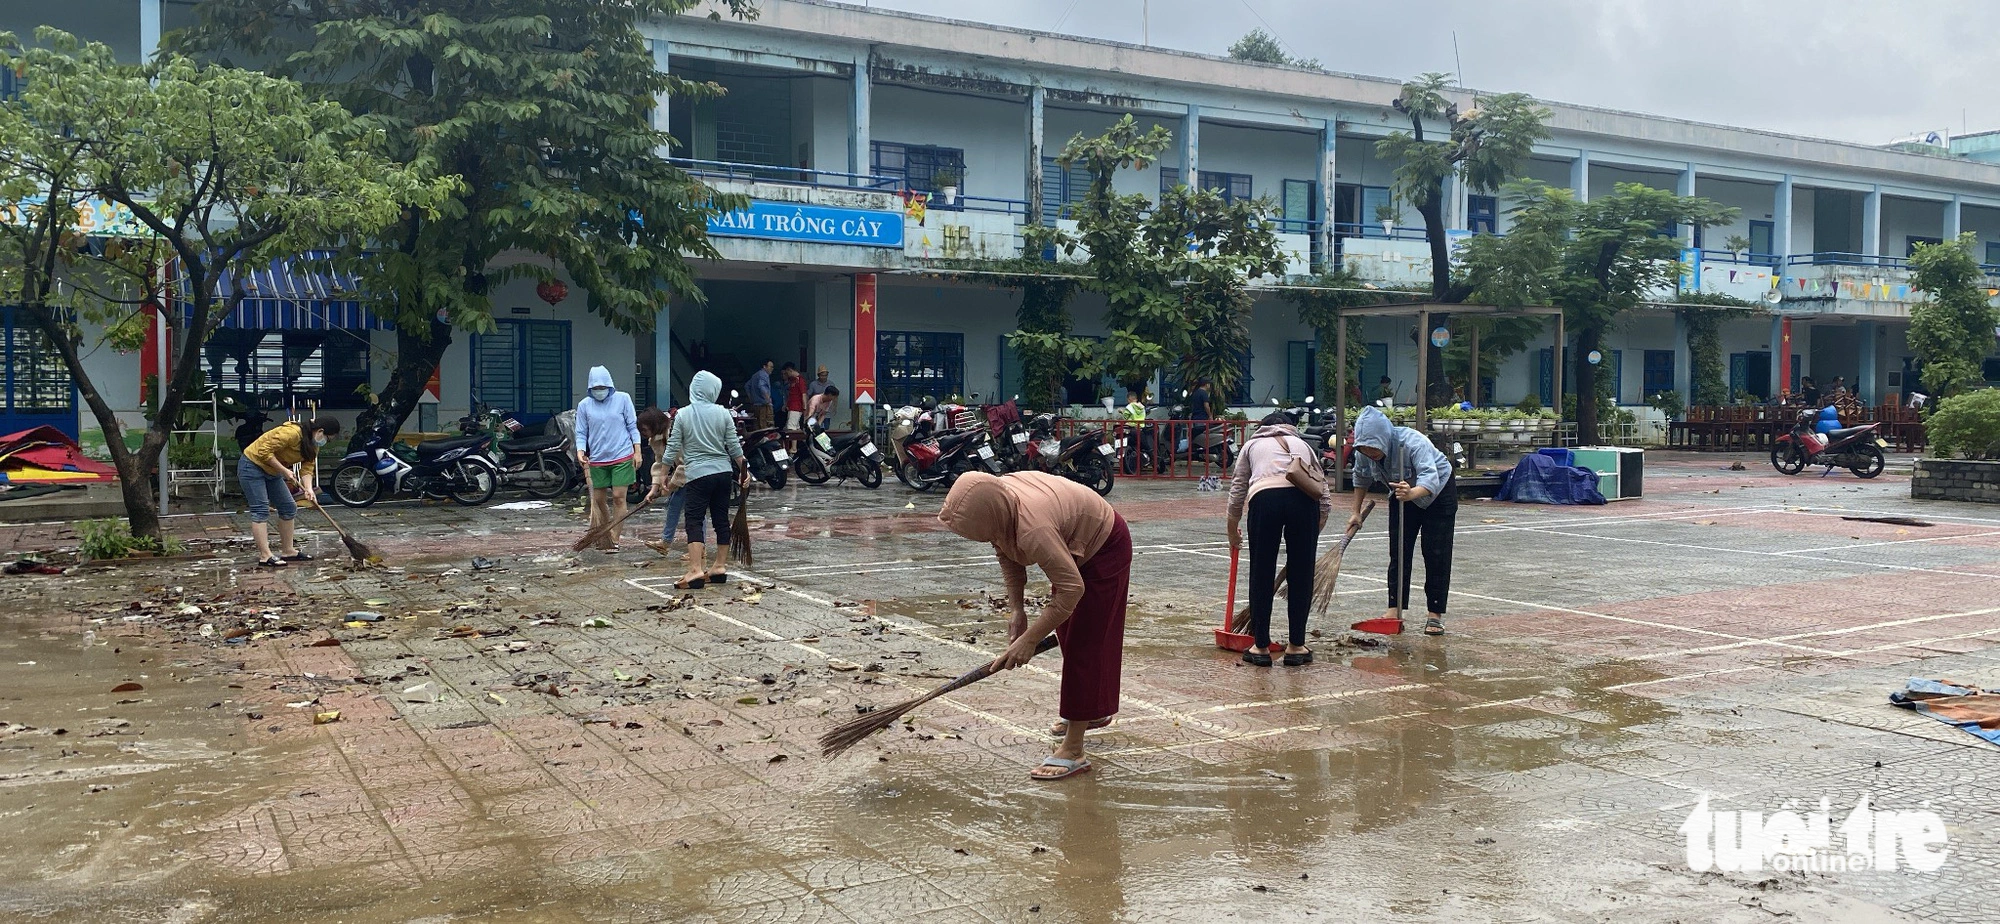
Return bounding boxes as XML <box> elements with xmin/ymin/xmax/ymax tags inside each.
<box><xmin>536</xmin><ymin>278</ymin><xmax>568</xmax><ymax>305</ymax></box>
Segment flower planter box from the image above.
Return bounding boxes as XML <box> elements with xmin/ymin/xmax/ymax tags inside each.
<box><xmin>1912</xmin><ymin>459</ymin><xmax>2000</xmax><ymax>504</ymax></box>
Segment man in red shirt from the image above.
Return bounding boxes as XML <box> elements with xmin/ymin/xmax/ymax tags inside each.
<box><xmin>781</xmin><ymin>362</ymin><xmax>809</xmax><ymax>447</ymax></box>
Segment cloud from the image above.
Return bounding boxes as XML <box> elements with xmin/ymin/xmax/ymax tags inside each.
<box><xmin>856</xmin><ymin>0</ymin><xmax>2000</xmax><ymax>144</ymax></box>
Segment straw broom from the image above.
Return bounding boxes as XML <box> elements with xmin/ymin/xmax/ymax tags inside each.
<box><xmin>821</xmin><ymin>635</ymin><xmax>1059</xmax><ymax>758</ymax></box>
<box><xmin>732</xmin><ymin>479</ymin><xmax>752</xmax><ymax>567</ymax></box>
<box><xmin>285</xmin><ymin>473</ymin><xmax>382</xmax><ymax>564</ymax></box>
<box><xmin>572</xmin><ymin>495</ymin><xmax>653</xmax><ymax>552</ymax></box>
<box><xmin>1229</xmin><ymin>498</ymin><xmax>1374</xmax><ymax>633</ymax></box>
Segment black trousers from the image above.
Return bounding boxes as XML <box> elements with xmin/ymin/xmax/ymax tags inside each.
<box><xmin>1386</xmin><ymin>476</ymin><xmax>1457</xmax><ymax>614</ymax></box>
<box><xmin>1248</xmin><ymin>487</ymin><xmax>1321</xmax><ymax>648</ymax></box>
<box><xmin>682</xmin><ymin>472</ymin><xmax>734</xmax><ymax>545</ymax></box>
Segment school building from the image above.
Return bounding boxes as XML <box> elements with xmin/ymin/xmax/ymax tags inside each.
<box><xmin>8</xmin><ymin>0</ymin><xmax>2000</xmax><ymax>441</ymax></box>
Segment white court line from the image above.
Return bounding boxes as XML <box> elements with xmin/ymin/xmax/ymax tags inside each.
<box><xmin>1517</xmin><ymin>527</ymin><xmax>2000</xmax><ymax>580</ymax></box>
<box><xmin>1631</xmin><ymin>605</ymin><xmax>2000</xmax><ymax>661</ymax></box>
<box><xmin>1775</xmin><ymin>530</ymin><xmax>2000</xmax><ymax>556</ymax></box>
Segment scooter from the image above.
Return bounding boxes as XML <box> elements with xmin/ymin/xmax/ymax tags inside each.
<box><xmin>794</xmin><ymin>422</ymin><xmax>884</xmax><ymax>488</ymax></box>
<box><xmin>462</xmin><ymin>400</ymin><xmax>574</xmax><ymax>500</ymax></box>
<box><xmin>900</xmin><ymin>425</ymin><xmax>988</xmax><ymax>492</ymax></box>
<box><xmin>720</xmin><ymin>390</ymin><xmax>790</xmax><ymax>490</ymax></box>
<box><xmin>888</xmin><ymin>397</ymin><xmax>941</xmax><ymax>488</ymax></box>
<box><xmin>1022</xmin><ymin>413</ymin><xmax>1116</xmax><ymax>496</ymax></box>
<box><xmin>1772</xmin><ymin>408</ymin><xmax>1887</xmax><ymax>479</ymax></box>
<box><xmin>329</xmin><ymin>418</ymin><xmax>500</xmax><ymax>508</ymax></box>
<box><xmin>1168</xmin><ymin>397</ymin><xmax>1236</xmax><ymax>470</ymax></box>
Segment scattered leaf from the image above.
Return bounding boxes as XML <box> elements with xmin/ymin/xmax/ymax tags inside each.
<box><xmin>487</xmin><ymin>692</ymin><xmax>508</xmax><ymax>706</ymax></box>
<box><xmin>109</xmin><ymin>682</ymin><xmax>143</xmax><ymax>693</ymax></box>
<box><xmin>313</xmin><ymin>710</ymin><xmax>341</xmax><ymax>725</ymax></box>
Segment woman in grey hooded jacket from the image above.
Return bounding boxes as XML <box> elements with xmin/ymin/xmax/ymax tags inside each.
<box><xmin>1348</xmin><ymin>406</ymin><xmax>1457</xmax><ymax>636</ymax></box>
<box><xmin>662</xmin><ymin>371</ymin><xmax>747</xmax><ymax>589</ymax></box>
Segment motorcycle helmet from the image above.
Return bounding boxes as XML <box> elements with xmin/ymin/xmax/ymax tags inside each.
<box><xmin>920</xmin><ymin>396</ymin><xmax>937</xmax><ymax>412</ymax></box>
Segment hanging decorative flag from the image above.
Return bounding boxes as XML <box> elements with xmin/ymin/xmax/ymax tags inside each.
<box><xmin>852</xmin><ymin>274</ymin><xmax>878</xmax><ymax>407</ymax></box>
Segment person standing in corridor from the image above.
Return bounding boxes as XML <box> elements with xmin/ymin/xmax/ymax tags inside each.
<box><xmin>746</xmin><ymin>360</ymin><xmax>774</xmax><ymax>431</ymax></box>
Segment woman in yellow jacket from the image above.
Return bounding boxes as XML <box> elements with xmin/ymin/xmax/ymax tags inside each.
<box><xmin>239</xmin><ymin>417</ymin><xmax>341</xmax><ymax>567</ymax></box>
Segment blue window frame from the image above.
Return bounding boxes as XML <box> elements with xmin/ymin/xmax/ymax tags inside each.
<box><xmin>1642</xmin><ymin>349</ymin><xmax>1675</xmax><ymax>399</ymax></box>
<box><xmin>1537</xmin><ymin>347</ymin><xmax>1553</xmax><ymax>406</ymax></box>
<box><xmin>1361</xmin><ymin>342</ymin><xmax>1390</xmax><ymax>402</ymax></box>
<box><xmin>1987</xmin><ymin>241</ymin><xmax>2000</xmax><ymax>267</ymax></box>
<box><xmin>473</xmin><ymin>319</ymin><xmax>572</xmax><ymax>421</ymax></box>
<box><xmin>1</xmin><ymin>307</ymin><xmax>77</xmax><ymax>438</ymax></box>
<box><xmin>1281</xmin><ymin>179</ymin><xmax>1317</xmax><ymax>234</ymax></box>
<box><xmin>1360</xmin><ymin>185</ymin><xmax>1394</xmax><ymax>237</ymax></box>
<box><xmin>1160</xmin><ymin>167</ymin><xmax>1253</xmax><ymax>203</ymax></box>
<box><xmin>1286</xmin><ymin>341</ymin><xmax>1316</xmax><ymax>402</ymax></box>
<box><xmin>879</xmin><ymin>331</ymin><xmax>963</xmax><ymax>407</ymax></box>
<box><xmin>1467</xmin><ymin>195</ymin><xmax>1497</xmax><ymax>234</ymax></box>
<box><xmin>1748</xmin><ymin>220</ymin><xmax>1774</xmax><ymax>265</ymax></box>
<box><xmin>1040</xmin><ymin>157</ymin><xmax>1091</xmax><ymax>226</ymax></box>
<box><xmin>872</xmin><ymin>142</ymin><xmax>966</xmax><ymax>195</ymax></box>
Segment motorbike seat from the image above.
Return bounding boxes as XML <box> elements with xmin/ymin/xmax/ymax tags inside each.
<box><xmin>828</xmin><ymin>432</ymin><xmax>865</xmax><ymax>451</ymax></box>
<box><xmin>502</xmin><ymin>434</ymin><xmax>563</xmax><ymax>454</ymax></box>
<box><xmin>936</xmin><ymin>429</ymin><xmax>980</xmax><ymax>450</ymax></box>
<box><xmin>1059</xmin><ymin>432</ymin><xmax>1100</xmax><ymax>451</ymax></box>
<box><xmin>415</xmin><ymin>435</ymin><xmax>487</xmax><ymax>458</ymax></box>
<box><xmin>1824</xmin><ymin>426</ymin><xmax>1872</xmax><ymax>442</ymax></box>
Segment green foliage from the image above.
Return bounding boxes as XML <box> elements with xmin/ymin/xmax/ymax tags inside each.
<box><xmin>1226</xmin><ymin>29</ymin><xmax>1319</xmax><ymax>68</ymax></box>
<box><xmin>1050</xmin><ymin>117</ymin><xmax>1285</xmax><ymax>401</ymax></box>
<box><xmin>1924</xmin><ymin>389</ymin><xmax>2000</xmax><ymax>460</ymax></box>
<box><xmin>1458</xmin><ymin>180</ymin><xmax>1736</xmax><ymax>442</ymax></box>
<box><xmin>0</xmin><ymin>29</ymin><xmax>437</xmax><ymax>541</ymax></box>
<box><xmin>1003</xmin><ymin>267</ymin><xmax>1093</xmax><ymax>409</ymax></box>
<box><xmin>1673</xmin><ymin>295</ymin><xmax>1753</xmax><ymax>407</ymax></box>
<box><xmin>1282</xmin><ymin>269</ymin><xmax>1395</xmax><ymax>405</ymax></box>
<box><xmin>1648</xmin><ymin>389</ymin><xmax>1686</xmax><ymax>420</ymax></box>
<box><xmin>75</xmin><ymin>518</ymin><xmax>178</xmax><ymax>558</ymax></box>
<box><xmin>174</xmin><ymin>0</ymin><xmax>758</xmax><ymax>429</ymax></box>
<box><xmin>1513</xmin><ymin>394</ymin><xmax>1543</xmax><ymax>414</ymax></box>
<box><xmin>1908</xmin><ymin>233</ymin><xmax>2000</xmax><ymax>398</ymax></box>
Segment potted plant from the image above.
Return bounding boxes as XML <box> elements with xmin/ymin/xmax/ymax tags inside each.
<box><xmin>1374</xmin><ymin>201</ymin><xmax>1398</xmax><ymax>238</ymax></box>
<box><xmin>932</xmin><ymin>167</ymin><xmax>962</xmax><ymax>206</ymax></box>
<box><xmin>1648</xmin><ymin>389</ymin><xmax>1686</xmax><ymax>422</ymax></box>
<box><xmin>1724</xmin><ymin>234</ymin><xmax>1752</xmax><ymax>261</ymax></box>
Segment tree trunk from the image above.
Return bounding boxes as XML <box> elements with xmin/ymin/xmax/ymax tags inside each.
<box><xmin>360</xmin><ymin>321</ymin><xmax>454</xmax><ymax>441</ymax></box>
<box><xmin>24</xmin><ymin>307</ymin><xmax>165</xmax><ymax>541</ymax></box>
<box><xmin>1418</xmin><ymin>184</ymin><xmax>1454</xmax><ymax>407</ymax></box>
<box><xmin>1574</xmin><ymin>324</ymin><xmax>1601</xmax><ymax>446</ymax></box>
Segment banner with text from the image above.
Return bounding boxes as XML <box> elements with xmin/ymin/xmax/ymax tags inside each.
<box><xmin>707</xmin><ymin>201</ymin><xmax>904</xmax><ymax>248</ymax></box>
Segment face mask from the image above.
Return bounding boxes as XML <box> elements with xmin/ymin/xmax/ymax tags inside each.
<box><xmin>590</xmin><ymin>387</ymin><xmax>611</xmax><ymax>401</ymax></box>
<box><xmin>314</xmin><ymin>435</ymin><xmax>328</xmax><ymax>447</ymax></box>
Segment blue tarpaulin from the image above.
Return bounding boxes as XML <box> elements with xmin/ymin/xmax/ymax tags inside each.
<box><xmin>1496</xmin><ymin>452</ymin><xmax>1606</xmax><ymax>505</ymax></box>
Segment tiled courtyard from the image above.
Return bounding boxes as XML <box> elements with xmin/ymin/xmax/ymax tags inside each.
<box><xmin>2</xmin><ymin>452</ymin><xmax>1996</xmax><ymax>922</ymax></box>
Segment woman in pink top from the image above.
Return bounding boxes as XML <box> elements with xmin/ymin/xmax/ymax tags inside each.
<box><xmin>938</xmin><ymin>471</ymin><xmax>1130</xmax><ymax>781</ymax></box>
<box><xmin>1227</xmin><ymin>413</ymin><xmax>1333</xmax><ymax>666</ymax></box>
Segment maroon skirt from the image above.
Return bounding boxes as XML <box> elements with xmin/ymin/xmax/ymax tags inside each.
<box><xmin>1054</xmin><ymin>514</ymin><xmax>1132</xmax><ymax>722</ymax></box>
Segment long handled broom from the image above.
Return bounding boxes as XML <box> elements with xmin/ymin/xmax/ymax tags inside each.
<box><xmin>288</xmin><ymin>475</ymin><xmax>381</xmax><ymax>563</ymax></box>
<box><xmin>821</xmin><ymin>635</ymin><xmax>1059</xmax><ymax>758</ymax></box>
<box><xmin>732</xmin><ymin>479</ymin><xmax>752</xmax><ymax>567</ymax></box>
<box><xmin>572</xmin><ymin>494</ymin><xmax>653</xmax><ymax>552</ymax></box>
<box><xmin>1227</xmin><ymin>498</ymin><xmax>1374</xmax><ymax>633</ymax></box>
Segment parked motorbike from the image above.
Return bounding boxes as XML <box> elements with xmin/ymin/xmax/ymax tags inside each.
<box><xmin>1167</xmin><ymin>397</ymin><xmax>1236</xmax><ymax>470</ymax></box>
<box><xmin>1023</xmin><ymin>413</ymin><xmax>1116</xmax><ymax>496</ymax></box>
<box><xmin>900</xmin><ymin>425</ymin><xmax>988</xmax><ymax>492</ymax></box>
<box><xmin>888</xmin><ymin>397</ymin><xmax>940</xmax><ymax>488</ymax></box>
<box><xmin>462</xmin><ymin>400</ymin><xmax>574</xmax><ymax>500</ymax></box>
<box><xmin>794</xmin><ymin>422</ymin><xmax>884</xmax><ymax>488</ymax></box>
<box><xmin>728</xmin><ymin>395</ymin><xmax>790</xmax><ymax>490</ymax></box>
<box><xmin>329</xmin><ymin>421</ymin><xmax>500</xmax><ymax>508</ymax></box>
<box><xmin>1772</xmin><ymin>408</ymin><xmax>1887</xmax><ymax>479</ymax></box>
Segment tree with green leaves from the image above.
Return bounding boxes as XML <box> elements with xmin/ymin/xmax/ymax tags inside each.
<box><xmin>1283</xmin><ymin>269</ymin><xmax>1385</xmax><ymax>405</ymax></box>
<box><xmin>1673</xmin><ymin>292</ymin><xmax>1755</xmax><ymax>406</ymax></box>
<box><xmin>1377</xmin><ymin>72</ymin><xmax>1550</xmax><ymax>403</ymax></box>
<box><xmin>1908</xmin><ymin>232</ymin><xmax>2000</xmax><ymax>398</ymax></box>
<box><xmin>990</xmin><ymin>232</ymin><xmax>1095</xmax><ymax>410</ymax></box>
<box><xmin>1051</xmin><ymin>117</ymin><xmax>1285</xmax><ymax>415</ymax></box>
<box><xmin>1459</xmin><ymin>181</ymin><xmax>1735</xmax><ymax>444</ymax></box>
<box><xmin>174</xmin><ymin>0</ymin><xmax>758</xmax><ymax>431</ymax></box>
<box><xmin>1227</xmin><ymin>29</ymin><xmax>1318</xmax><ymax>69</ymax></box>
<box><xmin>0</xmin><ymin>30</ymin><xmax>439</xmax><ymax>542</ymax></box>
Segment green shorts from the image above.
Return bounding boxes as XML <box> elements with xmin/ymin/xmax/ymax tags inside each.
<box><xmin>588</xmin><ymin>458</ymin><xmax>636</xmax><ymax>489</ymax></box>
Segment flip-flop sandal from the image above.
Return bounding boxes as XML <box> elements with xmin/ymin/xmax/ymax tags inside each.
<box><xmin>255</xmin><ymin>557</ymin><xmax>286</xmax><ymax>568</ymax></box>
<box><xmin>1049</xmin><ymin>717</ymin><xmax>1114</xmax><ymax>737</ymax></box>
<box><xmin>1423</xmin><ymin>616</ymin><xmax>1445</xmax><ymax>636</ymax></box>
<box><xmin>1282</xmin><ymin>649</ymin><xmax>1315</xmax><ymax>666</ymax></box>
<box><xmin>281</xmin><ymin>552</ymin><xmax>313</xmax><ymax>562</ymax></box>
<box><xmin>1030</xmin><ymin>756</ymin><xmax>1092</xmax><ymax>781</ymax></box>
<box><xmin>1240</xmin><ymin>649</ymin><xmax>1273</xmax><ymax>667</ymax></box>
<box><xmin>673</xmin><ymin>577</ymin><xmax>707</xmax><ymax>590</ymax></box>
<box><xmin>707</xmin><ymin>572</ymin><xmax>729</xmax><ymax>584</ymax></box>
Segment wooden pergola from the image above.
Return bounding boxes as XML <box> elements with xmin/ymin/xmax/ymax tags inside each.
<box><xmin>1332</xmin><ymin>302</ymin><xmax>1568</xmax><ymax>435</ymax></box>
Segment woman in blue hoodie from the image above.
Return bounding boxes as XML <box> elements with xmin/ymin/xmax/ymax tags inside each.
<box><xmin>575</xmin><ymin>366</ymin><xmax>641</xmax><ymax>552</ymax></box>
<box><xmin>1348</xmin><ymin>406</ymin><xmax>1456</xmax><ymax>636</ymax></box>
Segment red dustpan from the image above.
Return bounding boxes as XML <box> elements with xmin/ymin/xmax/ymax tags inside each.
<box><xmin>1215</xmin><ymin>546</ymin><xmax>1256</xmax><ymax>651</ymax></box>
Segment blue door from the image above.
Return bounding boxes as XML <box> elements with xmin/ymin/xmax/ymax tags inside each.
<box><xmin>1</xmin><ymin>307</ymin><xmax>79</xmax><ymax>438</ymax></box>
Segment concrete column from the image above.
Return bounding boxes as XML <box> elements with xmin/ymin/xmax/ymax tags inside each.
<box><xmin>1774</xmin><ymin>175</ymin><xmax>1794</xmax><ymax>261</ymax></box>
<box><xmin>1318</xmin><ymin>119</ymin><xmax>1338</xmax><ymax>270</ymax></box>
<box><xmin>1445</xmin><ymin>173</ymin><xmax>1469</xmax><ymax>230</ymax></box>
<box><xmin>651</xmin><ymin>40</ymin><xmax>671</xmax><ymax>142</ymax></box>
<box><xmin>1863</xmin><ymin>185</ymin><xmax>1882</xmax><ymax>258</ymax></box>
<box><xmin>1945</xmin><ymin>194</ymin><xmax>1962</xmax><ymax>242</ymax></box>
<box><xmin>849</xmin><ymin>54</ymin><xmax>872</xmax><ymax>182</ymax></box>
<box><xmin>1677</xmin><ymin>163</ymin><xmax>1697</xmax><ymax>246</ymax></box>
<box><xmin>1859</xmin><ymin>320</ymin><xmax>1879</xmax><ymax>404</ymax></box>
<box><xmin>654</xmin><ymin>309</ymin><xmax>675</xmax><ymax>411</ymax></box>
<box><xmin>140</xmin><ymin>0</ymin><xmax>163</xmax><ymax>62</ymax></box>
<box><xmin>1025</xmin><ymin>84</ymin><xmax>1046</xmax><ymax>225</ymax></box>
<box><xmin>1570</xmin><ymin>150</ymin><xmax>1590</xmax><ymax>203</ymax></box>
<box><xmin>1182</xmin><ymin>104</ymin><xmax>1200</xmax><ymax>186</ymax></box>
<box><xmin>1673</xmin><ymin>310</ymin><xmax>1692</xmax><ymax>406</ymax></box>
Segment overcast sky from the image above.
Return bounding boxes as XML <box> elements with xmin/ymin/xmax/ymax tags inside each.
<box><xmin>852</xmin><ymin>0</ymin><xmax>1993</xmax><ymax>146</ymax></box>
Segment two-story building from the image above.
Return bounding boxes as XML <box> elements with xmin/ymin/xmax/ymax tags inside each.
<box><xmin>9</xmin><ymin>0</ymin><xmax>2000</xmax><ymax>440</ymax></box>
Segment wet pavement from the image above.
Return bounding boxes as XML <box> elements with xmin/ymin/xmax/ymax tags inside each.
<box><xmin>2</xmin><ymin>452</ymin><xmax>1996</xmax><ymax>922</ymax></box>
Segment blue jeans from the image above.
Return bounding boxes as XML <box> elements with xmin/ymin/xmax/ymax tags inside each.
<box><xmin>661</xmin><ymin>487</ymin><xmax>687</xmax><ymax>542</ymax></box>
<box><xmin>236</xmin><ymin>455</ymin><xmax>296</xmax><ymax>524</ymax></box>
